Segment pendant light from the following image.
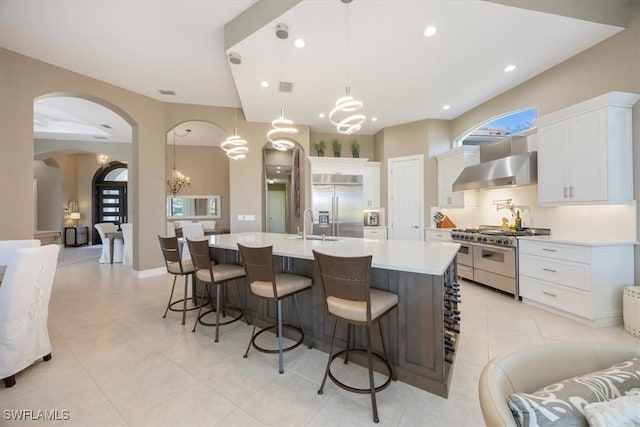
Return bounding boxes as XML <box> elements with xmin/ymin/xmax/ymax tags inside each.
<box><xmin>329</xmin><ymin>0</ymin><xmax>365</xmax><ymax>135</ymax></box>
<box><xmin>221</xmin><ymin>109</ymin><xmax>248</xmax><ymax>160</ymax></box>
<box><xmin>268</xmin><ymin>23</ymin><xmax>298</xmax><ymax>151</ymax></box>
<box><xmin>166</xmin><ymin>128</ymin><xmax>191</xmax><ymax>195</ymax></box>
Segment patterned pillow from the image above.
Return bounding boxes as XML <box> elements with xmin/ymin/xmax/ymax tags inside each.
<box><xmin>508</xmin><ymin>357</ymin><xmax>640</xmax><ymax>427</ymax></box>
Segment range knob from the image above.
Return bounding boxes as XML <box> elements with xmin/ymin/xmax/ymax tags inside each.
<box><xmin>503</xmin><ymin>240</ymin><xmax>512</xmax><ymax>246</ymax></box>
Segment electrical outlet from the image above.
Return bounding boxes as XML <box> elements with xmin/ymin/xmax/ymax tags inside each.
<box><xmin>237</xmin><ymin>215</ymin><xmax>245</xmax><ymax>221</ymax></box>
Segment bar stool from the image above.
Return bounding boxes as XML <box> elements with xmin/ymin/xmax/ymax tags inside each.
<box><xmin>158</xmin><ymin>235</ymin><xmax>206</xmax><ymax>325</ymax></box>
<box><xmin>238</xmin><ymin>244</ymin><xmax>311</xmax><ymax>374</ymax></box>
<box><xmin>186</xmin><ymin>238</ymin><xmax>249</xmax><ymax>342</ymax></box>
<box><xmin>313</xmin><ymin>250</ymin><xmax>398</xmax><ymax>424</ymax></box>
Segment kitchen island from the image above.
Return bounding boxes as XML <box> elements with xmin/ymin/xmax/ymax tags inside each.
<box><xmin>207</xmin><ymin>232</ymin><xmax>460</xmax><ymax>397</ymax></box>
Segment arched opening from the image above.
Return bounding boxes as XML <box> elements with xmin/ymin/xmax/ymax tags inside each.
<box><xmin>262</xmin><ymin>139</ymin><xmax>304</xmax><ymax>234</ymax></box>
<box><xmin>165</xmin><ymin>120</ymin><xmax>230</xmax><ymax>230</ymax></box>
<box><xmin>454</xmin><ymin>108</ymin><xmax>537</xmax><ymax>147</ymax></box>
<box><xmin>92</xmin><ymin>161</ymin><xmax>128</xmax><ymax>243</ymax></box>
<box><xmin>33</xmin><ymin>93</ymin><xmax>134</xmax><ymax>246</ymax></box>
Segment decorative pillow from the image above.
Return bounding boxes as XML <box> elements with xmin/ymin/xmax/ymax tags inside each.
<box><xmin>508</xmin><ymin>357</ymin><xmax>640</xmax><ymax>427</ymax></box>
<box><xmin>583</xmin><ymin>393</ymin><xmax>640</xmax><ymax>427</ymax></box>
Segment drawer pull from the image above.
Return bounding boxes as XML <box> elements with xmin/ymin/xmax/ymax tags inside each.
<box><xmin>542</xmin><ymin>268</ymin><xmax>557</xmax><ymax>273</ymax></box>
<box><xmin>542</xmin><ymin>248</ymin><xmax>556</xmax><ymax>252</ymax></box>
<box><xmin>542</xmin><ymin>291</ymin><xmax>557</xmax><ymax>298</ymax></box>
<box><xmin>458</xmin><ymin>266</ymin><xmax>471</xmax><ymax>271</ymax></box>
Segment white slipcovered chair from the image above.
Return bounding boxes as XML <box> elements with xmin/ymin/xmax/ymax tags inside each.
<box><xmin>199</xmin><ymin>220</ymin><xmax>217</xmax><ymax>231</ymax></box>
<box><xmin>0</xmin><ymin>244</ymin><xmax>60</xmax><ymax>387</ymax></box>
<box><xmin>179</xmin><ymin>222</ymin><xmax>204</xmax><ymax>261</ymax></box>
<box><xmin>120</xmin><ymin>223</ymin><xmax>133</xmax><ymax>265</ymax></box>
<box><xmin>94</xmin><ymin>223</ymin><xmax>123</xmax><ymax>264</ymax></box>
<box><xmin>0</xmin><ymin>239</ymin><xmax>41</xmax><ymax>267</ymax></box>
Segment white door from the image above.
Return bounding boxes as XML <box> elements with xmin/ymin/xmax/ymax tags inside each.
<box><xmin>267</xmin><ymin>191</ymin><xmax>286</xmax><ymax>233</ymax></box>
<box><xmin>388</xmin><ymin>155</ymin><xmax>423</xmax><ymax>241</ymax></box>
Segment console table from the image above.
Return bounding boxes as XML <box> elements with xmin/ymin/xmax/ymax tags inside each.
<box><xmin>64</xmin><ymin>226</ymin><xmax>89</xmax><ymax>247</ymax></box>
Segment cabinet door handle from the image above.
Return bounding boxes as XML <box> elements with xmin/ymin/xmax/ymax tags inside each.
<box><xmin>563</xmin><ymin>187</ymin><xmax>568</xmax><ymax>198</ymax></box>
<box><xmin>542</xmin><ymin>268</ymin><xmax>557</xmax><ymax>273</ymax></box>
<box><xmin>569</xmin><ymin>186</ymin><xmax>574</xmax><ymax>198</ymax></box>
<box><xmin>542</xmin><ymin>248</ymin><xmax>556</xmax><ymax>252</ymax></box>
<box><xmin>458</xmin><ymin>266</ymin><xmax>471</xmax><ymax>271</ymax></box>
<box><xmin>543</xmin><ymin>291</ymin><xmax>557</xmax><ymax>298</ymax></box>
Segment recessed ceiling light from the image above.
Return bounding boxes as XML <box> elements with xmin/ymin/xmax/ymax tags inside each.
<box><xmin>442</xmin><ymin>105</ymin><xmax>451</xmax><ymax>110</ymax></box>
<box><xmin>260</xmin><ymin>80</ymin><xmax>269</xmax><ymax>88</ymax></box>
<box><xmin>423</xmin><ymin>26</ymin><xmax>437</xmax><ymax>37</ymax></box>
<box><xmin>371</xmin><ymin>117</ymin><xmax>378</xmax><ymax>122</ymax></box>
<box><xmin>318</xmin><ymin>113</ymin><xmax>326</xmax><ymax>118</ymax></box>
<box><xmin>504</xmin><ymin>64</ymin><xmax>517</xmax><ymax>72</ymax></box>
<box><xmin>294</xmin><ymin>38</ymin><xmax>305</xmax><ymax>48</ymax></box>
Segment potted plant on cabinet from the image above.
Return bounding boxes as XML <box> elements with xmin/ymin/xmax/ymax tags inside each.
<box><xmin>332</xmin><ymin>139</ymin><xmax>341</xmax><ymax>157</ymax></box>
<box><xmin>314</xmin><ymin>139</ymin><xmax>325</xmax><ymax>156</ymax></box>
<box><xmin>350</xmin><ymin>139</ymin><xmax>360</xmax><ymax>158</ymax></box>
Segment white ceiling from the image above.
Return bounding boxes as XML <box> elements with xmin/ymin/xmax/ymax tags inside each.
<box><xmin>0</xmin><ymin>0</ymin><xmax>625</xmax><ymax>141</ymax></box>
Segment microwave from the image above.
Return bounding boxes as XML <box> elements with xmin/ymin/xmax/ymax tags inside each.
<box><xmin>364</xmin><ymin>211</ymin><xmax>379</xmax><ymax>226</ymax></box>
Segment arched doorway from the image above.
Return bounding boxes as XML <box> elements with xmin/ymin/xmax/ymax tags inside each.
<box><xmin>92</xmin><ymin>161</ymin><xmax>128</xmax><ymax>243</ymax></box>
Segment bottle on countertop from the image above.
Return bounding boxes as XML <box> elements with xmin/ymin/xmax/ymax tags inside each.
<box><xmin>515</xmin><ymin>210</ymin><xmax>522</xmax><ymax>231</ymax></box>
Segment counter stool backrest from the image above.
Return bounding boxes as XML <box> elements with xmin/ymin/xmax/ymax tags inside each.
<box><xmin>238</xmin><ymin>244</ymin><xmax>278</xmax><ymax>299</ymax></box>
<box><xmin>158</xmin><ymin>235</ymin><xmax>187</xmax><ymax>274</ymax></box>
<box><xmin>186</xmin><ymin>238</ymin><xmax>213</xmax><ymax>273</ymax></box>
<box><xmin>313</xmin><ymin>251</ymin><xmax>373</xmax><ymax>324</ymax></box>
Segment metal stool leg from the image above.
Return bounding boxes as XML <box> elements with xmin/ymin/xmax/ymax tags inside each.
<box><xmin>163</xmin><ymin>275</ymin><xmax>178</xmax><ymax>318</ymax></box>
<box><xmin>366</xmin><ymin>325</ymin><xmax>380</xmax><ymax>423</ymax></box>
<box><xmin>234</xmin><ymin>280</ymin><xmax>250</xmax><ymax>325</ymax></box>
<box><xmin>277</xmin><ymin>299</ymin><xmax>284</xmax><ymax>374</ymax></box>
<box><xmin>215</xmin><ymin>283</ymin><xmax>222</xmax><ymax>342</ymax></box>
<box><xmin>293</xmin><ymin>294</ymin><xmax>310</xmax><ymax>349</ymax></box>
<box><xmin>318</xmin><ymin>318</ymin><xmax>337</xmax><ymax>395</ymax></box>
<box><xmin>244</xmin><ymin>298</ymin><xmax>262</xmax><ymax>358</ymax></box>
<box><xmin>344</xmin><ymin>323</ymin><xmax>352</xmax><ymax>364</ymax></box>
<box><xmin>192</xmin><ymin>282</ymin><xmax>209</xmax><ymax>332</ymax></box>
<box><xmin>378</xmin><ymin>320</ymin><xmax>396</xmax><ymax>381</ymax></box>
<box><xmin>181</xmin><ymin>274</ymin><xmax>189</xmax><ymax>325</ymax></box>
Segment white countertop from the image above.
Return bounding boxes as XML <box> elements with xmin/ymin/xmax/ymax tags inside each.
<box><xmin>208</xmin><ymin>232</ymin><xmax>460</xmax><ymax>275</ymax></box>
<box><xmin>518</xmin><ymin>235</ymin><xmax>639</xmax><ymax>247</ymax></box>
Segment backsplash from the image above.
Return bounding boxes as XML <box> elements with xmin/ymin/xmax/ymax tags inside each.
<box><xmin>439</xmin><ymin>185</ymin><xmax>637</xmax><ymax>242</ymax></box>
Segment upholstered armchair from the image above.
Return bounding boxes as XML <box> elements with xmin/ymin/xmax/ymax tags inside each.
<box><xmin>0</xmin><ymin>239</ymin><xmax>41</xmax><ymax>267</ymax></box>
<box><xmin>0</xmin><ymin>244</ymin><xmax>60</xmax><ymax>387</ymax></box>
<box><xmin>120</xmin><ymin>223</ymin><xmax>133</xmax><ymax>265</ymax></box>
<box><xmin>94</xmin><ymin>223</ymin><xmax>123</xmax><ymax>263</ymax></box>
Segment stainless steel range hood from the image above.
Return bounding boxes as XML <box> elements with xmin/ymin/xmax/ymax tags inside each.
<box><xmin>452</xmin><ymin>134</ymin><xmax>538</xmax><ymax>191</ymax></box>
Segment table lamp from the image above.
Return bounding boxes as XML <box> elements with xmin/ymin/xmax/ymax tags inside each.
<box><xmin>69</xmin><ymin>212</ymin><xmax>81</xmax><ymax>227</ymax></box>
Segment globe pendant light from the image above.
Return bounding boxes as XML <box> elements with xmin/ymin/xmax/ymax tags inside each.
<box><xmin>330</xmin><ymin>0</ymin><xmax>365</xmax><ymax>135</ymax></box>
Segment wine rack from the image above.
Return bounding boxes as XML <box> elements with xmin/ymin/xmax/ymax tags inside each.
<box><xmin>443</xmin><ymin>263</ymin><xmax>461</xmax><ymax>366</ymax></box>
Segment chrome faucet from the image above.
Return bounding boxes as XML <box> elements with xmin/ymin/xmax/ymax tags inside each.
<box><xmin>493</xmin><ymin>198</ymin><xmax>516</xmax><ymax>216</ymax></box>
<box><xmin>303</xmin><ymin>208</ymin><xmax>314</xmax><ymax>241</ymax></box>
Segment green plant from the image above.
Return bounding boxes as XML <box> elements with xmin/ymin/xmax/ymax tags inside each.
<box><xmin>314</xmin><ymin>139</ymin><xmax>325</xmax><ymax>156</ymax></box>
<box><xmin>332</xmin><ymin>139</ymin><xmax>341</xmax><ymax>157</ymax></box>
<box><xmin>350</xmin><ymin>139</ymin><xmax>360</xmax><ymax>158</ymax></box>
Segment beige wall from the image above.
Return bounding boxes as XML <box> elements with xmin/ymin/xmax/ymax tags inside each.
<box><xmin>309</xmin><ymin>132</ymin><xmax>375</xmax><ymax>160</ymax></box>
<box><xmin>33</xmin><ymin>160</ymin><xmax>62</xmax><ymax>230</ymax></box>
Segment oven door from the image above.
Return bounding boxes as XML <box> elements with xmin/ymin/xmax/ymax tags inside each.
<box><xmin>472</xmin><ymin>243</ymin><xmax>516</xmax><ymax>278</ymax></box>
<box><xmin>456</xmin><ymin>243</ymin><xmax>474</xmax><ymax>280</ymax></box>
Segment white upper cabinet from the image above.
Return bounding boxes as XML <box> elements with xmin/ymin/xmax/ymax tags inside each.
<box><xmin>536</xmin><ymin>92</ymin><xmax>639</xmax><ymax>205</ymax></box>
<box><xmin>363</xmin><ymin>162</ymin><xmax>381</xmax><ymax>208</ymax></box>
<box><xmin>436</xmin><ymin>146</ymin><xmax>479</xmax><ymax>208</ymax></box>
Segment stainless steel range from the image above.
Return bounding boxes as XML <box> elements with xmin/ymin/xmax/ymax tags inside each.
<box><xmin>451</xmin><ymin>226</ymin><xmax>550</xmax><ymax>298</ymax></box>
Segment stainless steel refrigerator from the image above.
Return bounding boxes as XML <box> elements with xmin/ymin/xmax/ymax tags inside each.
<box><xmin>311</xmin><ymin>174</ymin><xmax>363</xmax><ymax>238</ymax></box>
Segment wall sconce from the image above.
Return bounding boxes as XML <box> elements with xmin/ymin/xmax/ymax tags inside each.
<box><xmin>69</xmin><ymin>212</ymin><xmax>81</xmax><ymax>227</ymax></box>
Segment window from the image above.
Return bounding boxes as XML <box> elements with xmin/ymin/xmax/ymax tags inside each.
<box><xmin>455</xmin><ymin>108</ymin><xmax>537</xmax><ymax>146</ymax></box>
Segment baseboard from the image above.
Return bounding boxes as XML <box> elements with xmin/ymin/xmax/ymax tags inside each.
<box><xmin>134</xmin><ymin>267</ymin><xmax>166</xmax><ymax>279</ymax></box>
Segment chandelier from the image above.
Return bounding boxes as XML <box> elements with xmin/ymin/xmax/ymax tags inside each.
<box><xmin>329</xmin><ymin>0</ymin><xmax>365</xmax><ymax>135</ymax></box>
<box><xmin>221</xmin><ymin>109</ymin><xmax>248</xmax><ymax>160</ymax></box>
<box><xmin>167</xmin><ymin>128</ymin><xmax>191</xmax><ymax>195</ymax></box>
<box><xmin>96</xmin><ymin>154</ymin><xmax>110</xmax><ymax>168</ymax></box>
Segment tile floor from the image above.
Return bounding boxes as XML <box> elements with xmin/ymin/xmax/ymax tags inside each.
<box><xmin>1</xmin><ymin>246</ymin><xmax>638</xmax><ymax>426</ymax></box>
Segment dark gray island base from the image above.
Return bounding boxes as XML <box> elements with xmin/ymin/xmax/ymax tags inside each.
<box><xmin>209</xmin><ymin>245</ymin><xmax>459</xmax><ymax>398</ymax></box>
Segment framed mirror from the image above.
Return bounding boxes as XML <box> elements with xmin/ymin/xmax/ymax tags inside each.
<box><xmin>167</xmin><ymin>195</ymin><xmax>221</xmax><ymax>219</ymax></box>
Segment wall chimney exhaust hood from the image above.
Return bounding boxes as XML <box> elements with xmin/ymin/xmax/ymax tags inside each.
<box><xmin>452</xmin><ymin>134</ymin><xmax>537</xmax><ymax>191</ymax></box>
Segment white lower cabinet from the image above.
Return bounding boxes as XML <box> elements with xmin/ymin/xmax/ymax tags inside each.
<box><xmin>363</xmin><ymin>227</ymin><xmax>387</xmax><ymax>239</ymax></box>
<box><xmin>425</xmin><ymin>228</ymin><xmax>452</xmax><ymax>242</ymax></box>
<box><xmin>518</xmin><ymin>239</ymin><xmax>634</xmax><ymax>327</ymax></box>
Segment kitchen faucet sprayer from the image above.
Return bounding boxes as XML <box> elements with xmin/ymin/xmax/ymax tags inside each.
<box><xmin>303</xmin><ymin>208</ymin><xmax>314</xmax><ymax>241</ymax></box>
